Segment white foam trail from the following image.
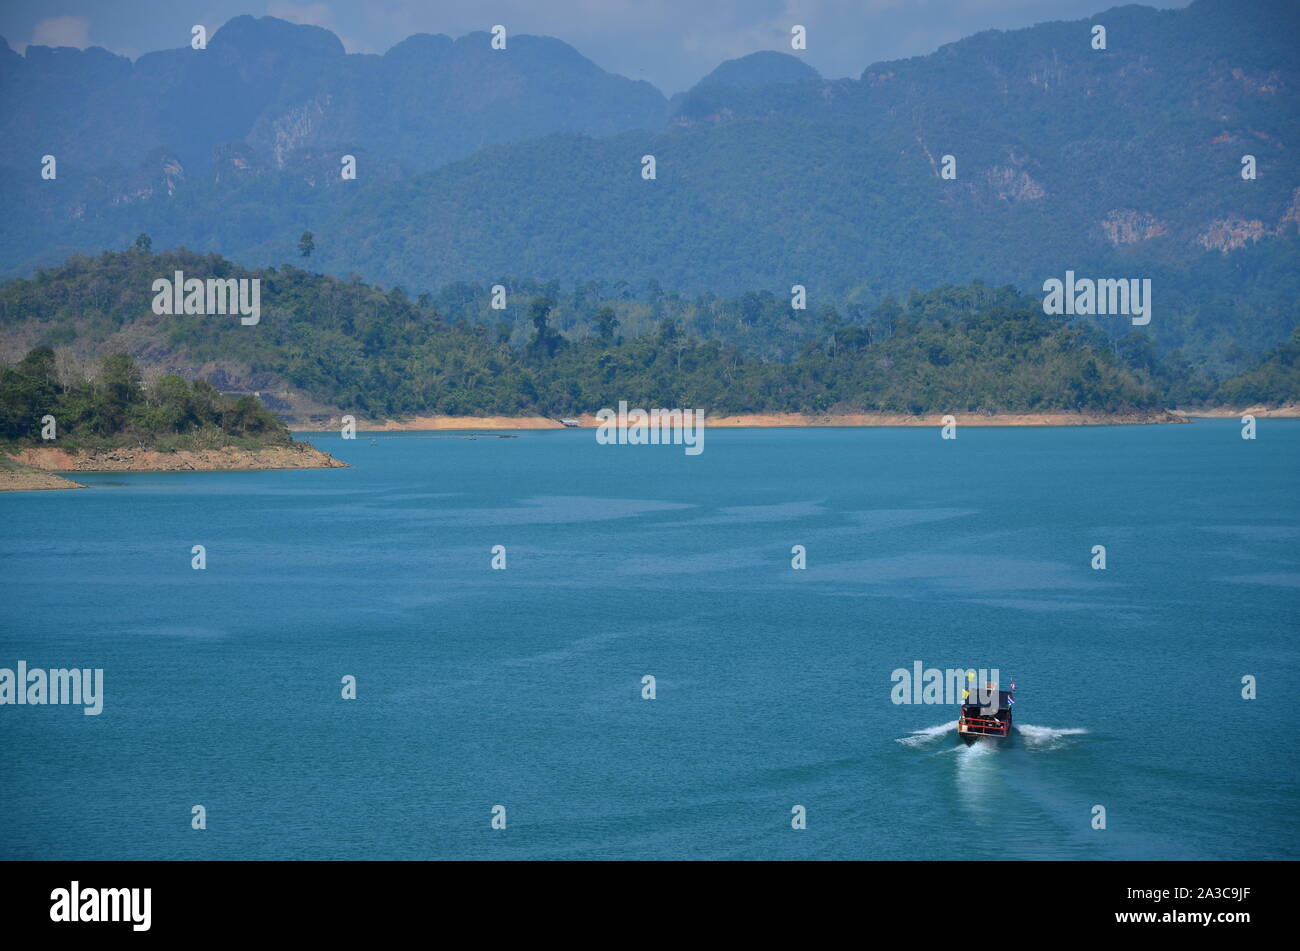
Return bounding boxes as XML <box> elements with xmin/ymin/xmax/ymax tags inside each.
<box><xmin>954</xmin><ymin>738</ymin><xmax>999</xmax><ymax>815</ymax></box>
<box><xmin>1016</xmin><ymin>724</ymin><xmax>1088</xmax><ymax>749</ymax></box>
<box><xmin>896</xmin><ymin>720</ymin><xmax>957</xmax><ymax>747</ymax></box>
<box><xmin>959</xmin><ymin>739</ymin><xmax>998</xmax><ymax>757</ymax></box>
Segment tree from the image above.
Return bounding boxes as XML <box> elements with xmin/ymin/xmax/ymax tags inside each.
<box><xmin>134</xmin><ymin>233</ymin><xmax>152</xmax><ymax>253</ymax></box>
<box><xmin>299</xmin><ymin>231</ymin><xmax>315</xmax><ymax>259</ymax></box>
<box><xmin>594</xmin><ymin>306</ymin><xmax>619</xmax><ymax>343</ymax></box>
<box><xmin>98</xmin><ymin>354</ymin><xmax>143</xmax><ymax>408</ymax></box>
<box><xmin>148</xmin><ymin>375</ymin><xmax>196</xmax><ymax>433</ymax></box>
<box><xmin>527</xmin><ymin>296</ymin><xmax>561</xmax><ymax>359</ymax></box>
<box><xmin>17</xmin><ymin>346</ymin><xmax>58</xmax><ymax>389</ymax></box>
<box><xmin>529</xmin><ymin>296</ymin><xmax>553</xmax><ymax>334</ymax></box>
<box><xmin>0</xmin><ymin>347</ymin><xmax>59</xmax><ymax>439</ymax></box>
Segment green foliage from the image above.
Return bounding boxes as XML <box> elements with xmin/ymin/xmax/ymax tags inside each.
<box><xmin>0</xmin><ymin>347</ymin><xmax>291</xmax><ymax>448</ymax></box>
<box><xmin>1217</xmin><ymin>328</ymin><xmax>1300</xmax><ymax>406</ymax></box>
<box><xmin>0</xmin><ymin>249</ymin><xmax>1193</xmax><ymax>420</ymax></box>
<box><xmin>594</xmin><ymin>306</ymin><xmax>619</xmax><ymax>343</ymax></box>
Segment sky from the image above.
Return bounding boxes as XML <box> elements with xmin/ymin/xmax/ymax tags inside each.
<box><xmin>0</xmin><ymin>0</ymin><xmax>1189</xmax><ymax>94</ymax></box>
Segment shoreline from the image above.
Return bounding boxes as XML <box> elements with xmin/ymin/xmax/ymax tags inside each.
<box><xmin>294</xmin><ymin>409</ymin><xmax>1212</xmax><ymax>431</ymax></box>
<box><xmin>0</xmin><ymin>458</ymin><xmax>87</xmax><ymax>492</ymax></box>
<box><xmin>1172</xmin><ymin>405</ymin><xmax>1300</xmax><ymax>419</ymax></box>
<box><xmin>3</xmin><ymin>443</ymin><xmax>345</xmax><ymax>490</ymax></box>
<box><xmin>6</xmin><ymin>404</ymin><xmax>1293</xmax><ymax>490</ymax></box>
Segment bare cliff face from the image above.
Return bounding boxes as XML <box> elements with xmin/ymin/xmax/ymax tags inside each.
<box><xmin>1192</xmin><ymin>188</ymin><xmax>1300</xmax><ymax>252</ymax></box>
<box><xmin>1098</xmin><ymin>210</ymin><xmax>1168</xmax><ymax>246</ymax></box>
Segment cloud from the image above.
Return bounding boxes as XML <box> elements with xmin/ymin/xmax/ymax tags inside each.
<box><xmin>30</xmin><ymin>15</ymin><xmax>91</xmax><ymax>49</ymax></box>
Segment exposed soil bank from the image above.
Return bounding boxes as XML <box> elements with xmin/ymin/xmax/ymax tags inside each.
<box><xmin>299</xmin><ymin>409</ymin><xmax>1190</xmax><ymax>431</ymax></box>
<box><xmin>10</xmin><ymin>443</ymin><xmax>346</xmax><ymax>474</ymax></box>
<box><xmin>661</xmin><ymin>410</ymin><xmax>1189</xmax><ymax>428</ymax></box>
<box><xmin>0</xmin><ymin>458</ymin><xmax>86</xmax><ymax>491</ymax></box>
<box><xmin>1174</xmin><ymin>404</ymin><xmax>1300</xmax><ymax>419</ymax></box>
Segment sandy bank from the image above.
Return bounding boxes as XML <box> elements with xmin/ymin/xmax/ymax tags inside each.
<box><xmin>663</xmin><ymin>410</ymin><xmax>1188</xmax><ymax>428</ymax></box>
<box><xmin>0</xmin><ymin>458</ymin><xmax>87</xmax><ymax>492</ymax></box>
<box><xmin>302</xmin><ymin>409</ymin><xmax>1188</xmax><ymax>431</ymax></box>
<box><xmin>11</xmin><ymin>443</ymin><xmax>346</xmax><ymax>473</ymax></box>
<box><xmin>1174</xmin><ymin>404</ymin><xmax>1300</xmax><ymax>419</ymax></box>
<box><xmin>367</xmin><ymin>414</ymin><xmax>561</xmax><ymax>431</ymax></box>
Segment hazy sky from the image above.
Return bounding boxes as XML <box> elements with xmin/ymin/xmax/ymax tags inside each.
<box><xmin>0</xmin><ymin>0</ymin><xmax>1189</xmax><ymax>94</ymax></box>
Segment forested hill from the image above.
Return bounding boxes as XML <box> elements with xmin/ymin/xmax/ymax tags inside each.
<box><xmin>0</xmin><ymin>347</ymin><xmax>290</xmax><ymax>449</ymax></box>
<box><xmin>3</xmin><ymin>248</ymin><xmax>1294</xmax><ymax>425</ymax></box>
<box><xmin>1</xmin><ymin>0</ymin><xmax>1296</xmax><ymax>375</ymax></box>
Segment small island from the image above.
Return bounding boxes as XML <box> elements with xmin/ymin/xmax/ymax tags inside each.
<box><xmin>1</xmin><ymin>348</ymin><xmax>343</xmax><ymax>492</ymax></box>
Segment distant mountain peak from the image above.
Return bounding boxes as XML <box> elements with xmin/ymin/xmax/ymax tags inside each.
<box><xmin>384</xmin><ymin>32</ymin><xmax>454</xmax><ymax>60</ymax></box>
<box><xmin>694</xmin><ymin>51</ymin><xmax>821</xmax><ymax>90</ymax></box>
<box><xmin>209</xmin><ymin>15</ymin><xmax>345</xmax><ymax>58</ymax></box>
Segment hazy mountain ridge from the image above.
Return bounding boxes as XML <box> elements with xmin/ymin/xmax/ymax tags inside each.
<box><xmin>0</xmin><ymin>0</ymin><xmax>1296</xmax><ymax>373</ymax></box>
<box><xmin>0</xmin><ymin>16</ymin><xmax>667</xmax><ymax>176</ymax></box>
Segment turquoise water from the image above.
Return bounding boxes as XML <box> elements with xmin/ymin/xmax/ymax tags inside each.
<box><xmin>1</xmin><ymin>421</ymin><xmax>1297</xmax><ymax>860</ymax></box>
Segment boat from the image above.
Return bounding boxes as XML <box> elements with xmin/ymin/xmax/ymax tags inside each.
<box><xmin>956</xmin><ymin>679</ymin><xmax>1016</xmax><ymax>745</ymax></box>
<box><xmin>559</xmin><ymin>418</ymin><xmax>580</xmax><ymax>428</ymax></box>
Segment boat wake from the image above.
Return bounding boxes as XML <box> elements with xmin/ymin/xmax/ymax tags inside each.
<box><xmin>896</xmin><ymin>721</ymin><xmax>957</xmax><ymax>747</ymax></box>
<box><xmin>1015</xmin><ymin>724</ymin><xmax>1088</xmax><ymax>750</ymax></box>
<box><xmin>898</xmin><ymin>721</ymin><xmax>1087</xmax><ymax>752</ymax></box>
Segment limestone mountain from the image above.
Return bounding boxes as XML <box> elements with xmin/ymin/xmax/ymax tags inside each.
<box><xmin>1</xmin><ymin>0</ymin><xmax>1297</xmax><ymax>372</ymax></box>
<box><xmin>0</xmin><ymin>16</ymin><xmax>667</xmax><ymax>176</ymax></box>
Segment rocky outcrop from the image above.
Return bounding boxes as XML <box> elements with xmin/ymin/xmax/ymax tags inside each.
<box><xmin>1196</xmin><ymin>216</ymin><xmax>1270</xmax><ymax>253</ymax></box>
<box><xmin>1279</xmin><ymin>187</ymin><xmax>1300</xmax><ymax>233</ymax></box>
<box><xmin>254</xmin><ymin>94</ymin><xmax>333</xmax><ymax>169</ymax></box>
<box><xmin>1196</xmin><ymin>191</ymin><xmax>1300</xmax><ymax>253</ymax></box>
<box><xmin>1100</xmin><ymin>209</ymin><xmax>1168</xmax><ymax>245</ymax></box>
<box><xmin>987</xmin><ymin>165</ymin><xmax>1046</xmax><ymax>202</ymax></box>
